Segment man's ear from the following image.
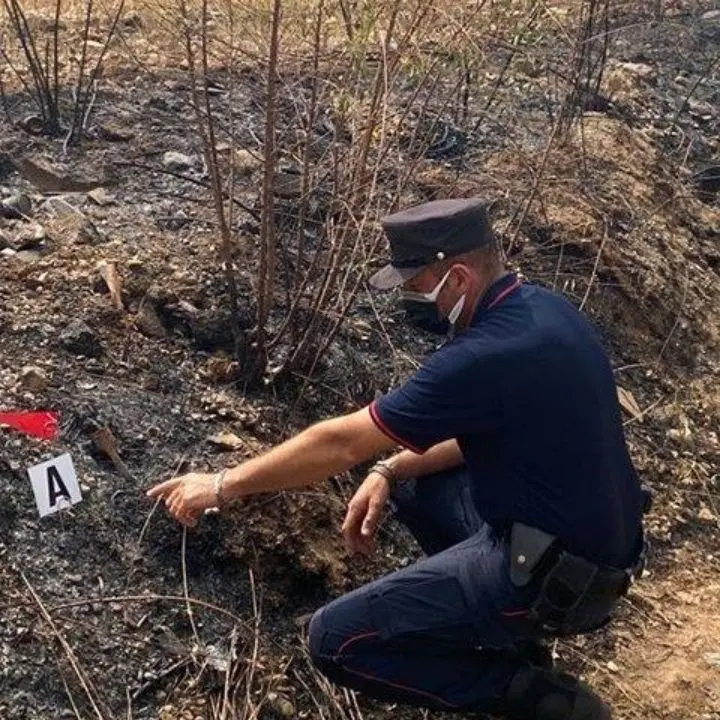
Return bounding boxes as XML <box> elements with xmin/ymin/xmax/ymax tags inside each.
<box><xmin>450</xmin><ymin>263</ymin><xmax>474</xmax><ymax>291</ymax></box>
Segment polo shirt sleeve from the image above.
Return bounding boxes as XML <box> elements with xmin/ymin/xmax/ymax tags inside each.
<box><xmin>369</xmin><ymin>342</ymin><xmax>498</xmax><ymax>453</ymax></box>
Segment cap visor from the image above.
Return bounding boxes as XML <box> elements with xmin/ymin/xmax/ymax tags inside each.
<box><xmin>368</xmin><ymin>264</ymin><xmax>422</xmax><ymax>290</ymax></box>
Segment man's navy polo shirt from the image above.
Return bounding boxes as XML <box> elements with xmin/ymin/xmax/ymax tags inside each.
<box><xmin>370</xmin><ymin>273</ymin><xmax>644</xmax><ymax>567</ymax></box>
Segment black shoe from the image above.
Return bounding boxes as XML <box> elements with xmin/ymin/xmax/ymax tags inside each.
<box><xmin>505</xmin><ymin>666</ymin><xmax>611</xmax><ymax>720</ymax></box>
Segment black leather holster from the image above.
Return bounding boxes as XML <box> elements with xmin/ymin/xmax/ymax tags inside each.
<box><xmin>507</xmin><ymin>489</ymin><xmax>651</xmax><ymax>636</ymax></box>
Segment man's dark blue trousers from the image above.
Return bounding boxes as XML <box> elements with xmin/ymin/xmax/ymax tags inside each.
<box><xmin>307</xmin><ymin>466</ymin><xmax>579</xmax><ymax>713</ymax></box>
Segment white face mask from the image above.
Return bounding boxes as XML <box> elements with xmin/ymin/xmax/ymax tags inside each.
<box><xmin>400</xmin><ymin>268</ymin><xmax>467</xmax><ymax>336</ymax></box>
<box><xmin>400</xmin><ymin>268</ymin><xmax>453</xmax><ymax>303</ymax></box>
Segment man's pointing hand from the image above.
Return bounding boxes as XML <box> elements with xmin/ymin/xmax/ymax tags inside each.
<box><xmin>146</xmin><ymin>472</ymin><xmax>217</xmax><ymax>527</ymax></box>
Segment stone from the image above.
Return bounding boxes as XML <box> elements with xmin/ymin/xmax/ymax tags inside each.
<box><xmin>0</xmin><ymin>193</ymin><xmax>32</xmax><ymax>219</ymax></box>
<box><xmin>20</xmin><ymin>366</ymin><xmax>48</xmax><ymax>392</ymax></box>
<box><xmin>76</xmin><ymin>219</ymin><xmax>108</xmax><ymax>245</ymax></box>
<box><xmin>157</xmin><ymin>212</ymin><xmax>190</xmax><ymax>231</ymax></box>
<box><xmin>0</xmin><ymin>247</ymin><xmax>17</xmax><ymax>258</ymax></box>
<box><xmin>269</xmin><ymin>695</ymin><xmax>295</xmax><ymax>718</ymax></box>
<box><xmin>0</xmin><ymin>230</ymin><xmax>13</xmax><ymax>250</ymax></box>
<box><xmin>164</xmin><ymin>79</ymin><xmax>188</xmax><ymax>92</ymax></box>
<box><xmin>234</xmin><ymin>148</ymin><xmax>263</xmax><ymax>177</ymax></box>
<box><xmin>617</xmin><ymin>62</ymin><xmax>656</xmax><ymax>82</ymax></box>
<box><xmin>60</xmin><ymin>319</ymin><xmax>103</xmax><ymax>357</ymax></box>
<box><xmin>700</xmin><ymin>9</ymin><xmax>720</xmax><ymax>21</ymax></box>
<box><xmin>14</xmin><ymin>250</ymin><xmax>42</xmax><ymax>263</ymax></box>
<box><xmin>87</xmin><ymin>187</ymin><xmax>116</xmax><ymax>206</ymax></box>
<box><xmin>687</xmin><ymin>98</ymin><xmax>715</xmax><ymax>120</ymax></box>
<box><xmin>136</xmin><ymin>299</ymin><xmax>167</xmax><ymax>338</ymax></box>
<box><xmin>162</xmin><ymin>151</ymin><xmax>195</xmax><ymax>171</ymax></box>
<box><xmin>207</xmin><ymin>431</ymin><xmax>244</xmax><ymax>450</ymax></box>
<box><xmin>13</xmin><ymin>156</ymin><xmax>115</xmax><ymax>193</ymax></box>
<box><xmin>15</xmin><ymin>224</ymin><xmax>45</xmax><ymax>249</ymax></box>
<box><xmin>84</xmin><ymin>358</ymin><xmax>105</xmax><ymax>374</ymax></box>
<box><xmin>698</xmin><ymin>507</ymin><xmax>717</xmax><ymax>522</ymax></box>
<box><xmin>122</xmin><ymin>10</ymin><xmax>143</xmax><ymax>28</ymax></box>
<box><xmin>18</xmin><ymin>115</ymin><xmax>45</xmax><ymax>135</ymax></box>
<box><xmin>96</xmin><ymin>123</ymin><xmax>135</xmax><ymax>142</ymax></box>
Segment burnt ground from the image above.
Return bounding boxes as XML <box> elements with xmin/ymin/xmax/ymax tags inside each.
<box><xmin>1</xmin><ymin>2</ymin><xmax>720</xmax><ymax>719</ymax></box>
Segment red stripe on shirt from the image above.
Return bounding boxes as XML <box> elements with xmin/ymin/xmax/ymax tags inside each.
<box><xmin>487</xmin><ymin>279</ymin><xmax>522</xmax><ymax>309</ymax></box>
<box><xmin>369</xmin><ymin>401</ymin><xmax>424</xmax><ymax>454</ymax></box>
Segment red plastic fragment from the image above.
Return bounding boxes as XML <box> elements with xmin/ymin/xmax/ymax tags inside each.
<box><xmin>0</xmin><ymin>411</ymin><xmax>60</xmax><ymax>440</ymax></box>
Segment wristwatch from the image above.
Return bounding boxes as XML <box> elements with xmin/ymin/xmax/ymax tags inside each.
<box><xmin>213</xmin><ymin>469</ymin><xmax>228</xmax><ymax>508</ymax></box>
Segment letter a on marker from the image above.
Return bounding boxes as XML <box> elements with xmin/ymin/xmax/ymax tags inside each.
<box><xmin>28</xmin><ymin>452</ymin><xmax>82</xmax><ymax>518</ymax></box>
<box><xmin>47</xmin><ymin>465</ymin><xmax>71</xmax><ymax>507</ymax></box>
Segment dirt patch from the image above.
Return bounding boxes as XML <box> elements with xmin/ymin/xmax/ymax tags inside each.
<box><xmin>603</xmin><ymin>568</ymin><xmax>720</xmax><ymax>718</ymax></box>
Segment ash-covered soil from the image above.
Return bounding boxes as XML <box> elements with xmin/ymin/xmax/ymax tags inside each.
<box><xmin>1</xmin><ymin>2</ymin><xmax>719</xmax><ymax>719</ymax></box>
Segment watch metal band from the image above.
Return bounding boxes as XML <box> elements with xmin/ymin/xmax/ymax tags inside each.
<box><xmin>371</xmin><ymin>461</ymin><xmax>398</xmax><ymax>483</ymax></box>
<box><xmin>213</xmin><ymin>469</ymin><xmax>228</xmax><ymax>508</ymax></box>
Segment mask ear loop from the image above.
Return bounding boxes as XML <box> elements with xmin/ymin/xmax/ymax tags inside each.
<box><xmin>448</xmin><ymin>293</ymin><xmax>466</xmax><ymax>325</ymax></box>
<box><xmin>399</xmin><ymin>268</ymin><xmax>453</xmax><ymax>302</ymax></box>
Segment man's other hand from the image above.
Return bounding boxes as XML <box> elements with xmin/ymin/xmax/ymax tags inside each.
<box><xmin>342</xmin><ymin>472</ymin><xmax>390</xmax><ymax>555</ymax></box>
<box><xmin>146</xmin><ymin>472</ymin><xmax>217</xmax><ymax>527</ymax></box>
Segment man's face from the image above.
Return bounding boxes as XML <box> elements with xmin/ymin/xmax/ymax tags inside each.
<box><xmin>401</xmin><ymin>267</ymin><xmax>438</xmax><ymax>294</ymax></box>
<box><xmin>402</xmin><ymin>263</ymin><xmax>475</xmax><ymax>318</ymax></box>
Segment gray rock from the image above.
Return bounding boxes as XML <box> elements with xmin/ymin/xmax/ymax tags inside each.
<box><xmin>157</xmin><ymin>212</ymin><xmax>190</xmax><ymax>231</ymax></box>
<box><xmin>0</xmin><ymin>230</ymin><xmax>13</xmax><ymax>250</ymax></box>
<box><xmin>14</xmin><ymin>250</ymin><xmax>41</xmax><ymax>263</ymax></box>
<box><xmin>15</xmin><ymin>224</ymin><xmax>45</xmax><ymax>249</ymax></box>
<box><xmin>87</xmin><ymin>187</ymin><xmax>116</xmax><ymax>206</ymax></box>
<box><xmin>687</xmin><ymin>98</ymin><xmax>715</xmax><ymax>119</ymax></box>
<box><xmin>96</xmin><ymin>123</ymin><xmax>135</xmax><ymax>142</ymax></box>
<box><xmin>136</xmin><ymin>299</ymin><xmax>167</xmax><ymax>338</ymax></box>
<box><xmin>0</xmin><ymin>193</ymin><xmax>32</xmax><ymax>219</ymax></box>
<box><xmin>700</xmin><ymin>9</ymin><xmax>720</xmax><ymax>21</ymax></box>
<box><xmin>234</xmin><ymin>148</ymin><xmax>263</xmax><ymax>177</ymax></box>
<box><xmin>20</xmin><ymin>365</ymin><xmax>48</xmax><ymax>392</ymax></box>
<box><xmin>75</xmin><ymin>219</ymin><xmax>107</xmax><ymax>245</ymax></box>
<box><xmin>84</xmin><ymin>357</ymin><xmax>105</xmax><ymax>374</ymax></box>
<box><xmin>17</xmin><ymin>115</ymin><xmax>45</xmax><ymax>135</ymax></box>
<box><xmin>60</xmin><ymin>319</ymin><xmax>103</xmax><ymax>357</ymax></box>
<box><xmin>122</xmin><ymin>10</ymin><xmax>143</xmax><ymax>28</ymax></box>
<box><xmin>162</xmin><ymin>151</ymin><xmax>194</xmax><ymax>171</ymax></box>
<box><xmin>617</xmin><ymin>62</ymin><xmax>656</xmax><ymax>82</ymax></box>
<box><xmin>0</xmin><ymin>247</ymin><xmax>17</xmax><ymax>258</ymax></box>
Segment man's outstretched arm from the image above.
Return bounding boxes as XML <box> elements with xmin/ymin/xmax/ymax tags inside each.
<box><xmin>147</xmin><ymin>406</ymin><xmax>398</xmax><ymax>526</ymax></box>
<box><xmin>223</xmin><ymin>407</ymin><xmax>398</xmax><ymax>497</ymax></box>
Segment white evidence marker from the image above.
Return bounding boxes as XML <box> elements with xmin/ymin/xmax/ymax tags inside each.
<box><xmin>28</xmin><ymin>452</ymin><xmax>82</xmax><ymax>518</ymax></box>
